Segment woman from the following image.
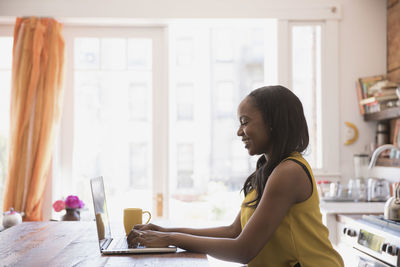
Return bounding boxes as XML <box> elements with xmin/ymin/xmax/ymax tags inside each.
<box><xmin>128</xmin><ymin>85</ymin><xmax>344</xmax><ymax>267</ymax></box>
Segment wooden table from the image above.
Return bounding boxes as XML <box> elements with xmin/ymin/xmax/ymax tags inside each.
<box><xmin>0</xmin><ymin>221</ymin><xmax>209</xmax><ymax>267</ymax></box>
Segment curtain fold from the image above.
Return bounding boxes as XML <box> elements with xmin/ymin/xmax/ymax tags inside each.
<box><xmin>3</xmin><ymin>17</ymin><xmax>65</xmax><ymax>221</ymax></box>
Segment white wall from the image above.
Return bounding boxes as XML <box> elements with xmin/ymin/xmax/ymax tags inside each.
<box><xmin>338</xmin><ymin>0</ymin><xmax>386</xmax><ymax>181</ymax></box>
<box><xmin>0</xmin><ymin>0</ymin><xmax>387</xmax><ymax>181</ymax></box>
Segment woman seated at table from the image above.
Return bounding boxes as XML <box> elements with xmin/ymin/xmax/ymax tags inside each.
<box><xmin>128</xmin><ymin>85</ymin><xmax>344</xmax><ymax>267</ymax></box>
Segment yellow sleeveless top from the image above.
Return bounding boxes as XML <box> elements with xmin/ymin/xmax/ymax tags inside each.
<box><xmin>240</xmin><ymin>152</ymin><xmax>344</xmax><ymax>267</ymax></box>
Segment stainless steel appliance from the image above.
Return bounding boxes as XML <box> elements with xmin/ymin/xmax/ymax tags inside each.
<box><xmin>385</xmin><ymin>183</ymin><xmax>400</xmax><ymax>221</ymax></box>
<box><xmin>339</xmin><ymin>215</ymin><xmax>400</xmax><ymax>266</ymax></box>
<box><xmin>368</xmin><ymin>178</ymin><xmax>391</xmax><ymax>202</ymax></box>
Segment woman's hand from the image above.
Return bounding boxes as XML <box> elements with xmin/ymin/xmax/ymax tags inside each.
<box><xmin>133</xmin><ymin>223</ymin><xmax>162</xmax><ymax>231</ymax></box>
<box><xmin>127</xmin><ymin>229</ymin><xmax>171</xmax><ymax>248</ymax></box>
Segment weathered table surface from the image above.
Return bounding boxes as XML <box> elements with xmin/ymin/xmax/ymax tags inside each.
<box><xmin>0</xmin><ymin>221</ymin><xmax>209</xmax><ymax>267</ymax></box>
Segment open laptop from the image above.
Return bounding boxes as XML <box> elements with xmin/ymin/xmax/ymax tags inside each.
<box><xmin>90</xmin><ymin>176</ymin><xmax>177</xmax><ymax>254</ymax></box>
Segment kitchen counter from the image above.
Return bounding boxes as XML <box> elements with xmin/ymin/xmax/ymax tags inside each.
<box><xmin>320</xmin><ymin>201</ymin><xmax>385</xmax><ymax>214</ymax></box>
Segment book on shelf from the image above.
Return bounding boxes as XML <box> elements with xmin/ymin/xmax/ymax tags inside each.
<box><xmin>359</xmin><ymin>94</ymin><xmax>398</xmax><ymax>105</ymax></box>
<box><xmin>364</xmin><ymin>99</ymin><xmax>398</xmax><ymax>114</ymax></box>
<box><xmin>356</xmin><ymin>75</ymin><xmax>385</xmax><ymax>115</ymax></box>
<box><xmin>356</xmin><ymin>80</ymin><xmax>366</xmax><ymax>114</ymax></box>
<box><xmin>355</xmin><ymin>75</ymin><xmax>400</xmax><ymax>115</ymax></box>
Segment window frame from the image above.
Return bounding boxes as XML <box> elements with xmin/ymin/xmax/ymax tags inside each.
<box><xmin>54</xmin><ymin>25</ymin><xmax>169</xmax><ymax>218</ymax></box>
<box><xmin>0</xmin><ymin>24</ymin><xmax>13</xmax><ymax>212</ymax></box>
<box><xmin>279</xmin><ymin>19</ymin><xmax>340</xmax><ymax>178</ymax></box>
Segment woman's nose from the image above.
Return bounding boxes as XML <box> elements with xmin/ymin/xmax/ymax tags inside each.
<box><xmin>237</xmin><ymin>126</ymin><xmax>243</xmax><ymax>136</ymax></box>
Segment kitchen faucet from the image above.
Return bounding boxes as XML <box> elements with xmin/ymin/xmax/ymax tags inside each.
<box><xmin>368</xmin><ymin>144</ymin><xmax>400</xmax><ymax>169</ymax></box>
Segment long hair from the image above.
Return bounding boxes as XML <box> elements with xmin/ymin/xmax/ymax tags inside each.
<box><xmin>241</xmin><ymin>85</ymin><xmax>309</xmax><ymax>207</ymax></box>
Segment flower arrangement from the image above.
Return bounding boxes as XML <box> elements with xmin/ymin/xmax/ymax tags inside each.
<box><xmin>52</xmin><ymin>195</ymin><xmax>85</xmax><ymax>212</ymax></box>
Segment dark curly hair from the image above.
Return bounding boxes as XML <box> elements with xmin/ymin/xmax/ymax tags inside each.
<box><xmin>241</xmin><ymin>85</ymin><xmax>309</xmax><ymax>207</ymax></box>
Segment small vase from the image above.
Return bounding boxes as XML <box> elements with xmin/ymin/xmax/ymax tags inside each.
<box><xmin>61</xmin><ymin>208</ymin><xmax>80</xmax><ymax>221</ymax></box>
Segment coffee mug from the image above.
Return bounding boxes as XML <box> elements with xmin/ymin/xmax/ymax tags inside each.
<box><xmin>123</xmin><ymin>208</ymin><xmax>151</xmax><ymax>236</ymax></box>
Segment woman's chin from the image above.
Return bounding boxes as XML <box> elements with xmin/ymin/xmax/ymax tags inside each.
<box><xmin>246</xmin><ymin>148</ymin><xmax>256</xmax><ymax>156</ymax></box>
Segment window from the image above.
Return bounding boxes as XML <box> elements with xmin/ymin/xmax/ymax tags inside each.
<box><xmin>54</xmin><ymin>27</ymin><xmax>164</xmax><ymax>221</ymax></box>
<box><xmin>0</xmin><ymin>34</ymin><xmax>12</xmax><ymax>211</ymax></box>
<box><xmin>52</xmin><ymin>19</ymin><xmax>338</xmax><ymax>222</ymax></box>
<box><xmin>168</xmin><ymin>22</ymin><xmax>276</xmax><ymax>222</ymax></box>
<box><xmin>291</xmin><ymin>23</ymin><xmax>322</xmax><ymax>169</ymax></box>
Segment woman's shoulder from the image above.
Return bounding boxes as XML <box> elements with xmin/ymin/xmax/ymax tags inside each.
<box><xmin>270</xmin><ymin>154</ymin><xmax>310</xmax><ymax>187</ymax></box>
<box><xmin>273</xmin><ymin>159</ymin><xmax>305</xmax><ymax>178</ymax></box>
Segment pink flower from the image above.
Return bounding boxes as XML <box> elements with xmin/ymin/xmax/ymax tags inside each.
<box><xmin>65</xmin><ymin>195</ymin><xmax>81</xmax><ymax>209</ymax></box>
<box><xmin>52</xmin><ymin>200</ymin><xmax>65</xmax><ymax>212</ymax></box>
<box><xmin>78</xmin><ymin>200</ymin><xmax>85</xmax><ymax>209</ymax></box>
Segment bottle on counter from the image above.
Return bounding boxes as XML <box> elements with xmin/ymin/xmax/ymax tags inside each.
<box><xmin>376</xmin><ymin>122</ymin><xmax>389</xmax><ymax>146</ymax></box>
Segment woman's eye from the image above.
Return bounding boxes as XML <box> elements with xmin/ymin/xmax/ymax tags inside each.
<box><xmin>240</xmin><ymin>121</ymin><xmax>248</xmax><ymax>126</ymax></box>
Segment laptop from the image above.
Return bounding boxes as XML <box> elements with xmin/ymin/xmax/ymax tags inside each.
<box><xmin>90</xmin><ymin>176</ymin><xmax>177</xmax><ymax>254</ymax></box>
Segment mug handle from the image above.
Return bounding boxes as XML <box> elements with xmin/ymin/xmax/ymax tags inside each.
<box><xmin>142</xmin><ymin>211</ymin><xmax>151</xmax><ymax>224</ymax></box>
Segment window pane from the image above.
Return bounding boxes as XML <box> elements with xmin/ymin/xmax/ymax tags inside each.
<box><xmin>74</xmin><ymin>38</ymin><xmax>100</xmax><ymax>69</ymax></box>
<box><xmin>0</xmin><ymin>37</ymin><xmax>13</xmax><ymax>69</ymax></box>
<box><xmin>176</xmin><ymin>83</ymin><xmax>194</xmax><ymax>120</ymax></box>
<box><xmin>177</xmin><ymin>144</ymin><xmax>194</xmax><ymax>188</ymax></box>
<box><xmin>0</xmin><ymin>37</ymin><xmax>12</xmax><ymax>211</ymax></box>
<box><xmin>69</xmin><ymin>37</ymin><xmax>153</xmax><ymax>221</ymax></box>
<box><xmin>128</xmin><ymin>82</ymin><xmax>149</xmax><ymax>121</ymax></box>
<box><xmin>291</xmin><ymin>24</ymin><xmax>322</xmax><ymax>169</ymax></box>
<box><xmin>169</xmin><ymin>21</ymin><xmax>277</xmax><ymax>223</ymax></box>
<box><xmin>128</xmin><ymin>39</ymin><xmax>152</xmax><ymax>70</ymax></box>
<box><xmin>101</xmin><ymin>38</ymin><xmax>126</xmax><ymax>70</ymax></box>
<box><xmin>176</xmin><ymin>38</ymin><xmax>194</xmax><ymax>67</ymax></box>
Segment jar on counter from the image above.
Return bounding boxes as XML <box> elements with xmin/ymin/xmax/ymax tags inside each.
<box><xmin>353</xmin><ymin>153</ymin><xmax>369</xmax><ymax>179</ymax></box>
<box><xmin>317</xmin><ymin>180</ymin><xmax>331</xmax><ymax>198</ymax></box>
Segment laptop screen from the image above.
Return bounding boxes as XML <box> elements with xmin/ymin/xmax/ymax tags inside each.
<box><xmin>90</xmin><ymin>176</ymin><xmax>112</xmax><ymax>246</ymax></box>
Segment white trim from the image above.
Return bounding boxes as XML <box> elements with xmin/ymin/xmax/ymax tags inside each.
<box><xmin>0</xmin><ymin>1</ymin><xmax>342</xmax><ymax>21</ymax></box>
<box><xmin>320</xmin><ymin>20</ymin><xmax>340</xmax><ymax>176</ymax></box>
<box><xmin>285</xmin><ymin>20</ymin><xmax>341</xmax><ymax>177</ymax></box>
<box><xmin>0</xmin><ymin>25</ymin><xmax>13</xmax><ymax>214</ymax></box>
<box><xmin>277</xmin><ymin>20</ymin><xmax>290</xmax><ymax>87</ymax></box>
<box><xmin>152</xmin><ymin>27</ymin><xmax>170</xmax><ymax>218</ymax></box>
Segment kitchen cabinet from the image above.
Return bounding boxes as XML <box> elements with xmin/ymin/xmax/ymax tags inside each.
<box><xmin>319</xmin><ymin>201</ymin><xmax>384</xmax><ymax>244</ymax></box>
<box><xmin>364</xmin><ymin>107</ymin><xmax>400</xmax><ymax>121</ymax></box>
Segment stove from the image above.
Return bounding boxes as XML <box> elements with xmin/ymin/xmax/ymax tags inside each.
<box><xmin>363</xmin><ymin>215</ymin><xmax>400</xmax><ymax>233</ymax></box>
<box><xmin>340</xmin><ymin>215</ymin><xmax>400</xmax><ymax>266</ymax></box>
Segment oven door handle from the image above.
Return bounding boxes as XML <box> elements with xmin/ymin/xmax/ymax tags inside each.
<box><xmin>353</xmin><ymin>247</ymin><xmax>393</xmax><ymax>267</ymax></box>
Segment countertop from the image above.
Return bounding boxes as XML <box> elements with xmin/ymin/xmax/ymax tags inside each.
<box><xmin>320</xmin><ymin>201</ymin><xmax>385</xmax><ymax>214</ymax></box>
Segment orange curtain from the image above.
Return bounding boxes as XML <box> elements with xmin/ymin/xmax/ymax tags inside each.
<box><xmin>3</xmin><ymin>17</ymin><xmax>65</xmax><ymax>221</ymax></box>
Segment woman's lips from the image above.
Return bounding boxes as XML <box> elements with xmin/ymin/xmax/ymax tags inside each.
<box><xmin>243</xmin><ymin>139</ymin><xmax>250</xmax><ymax>148</ymax></box>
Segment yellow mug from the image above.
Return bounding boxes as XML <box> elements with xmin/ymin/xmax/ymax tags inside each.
<box><xmin>123</xmin><ymin>208</ymin><xmax>151</xmax><ymax>236</ymax></box>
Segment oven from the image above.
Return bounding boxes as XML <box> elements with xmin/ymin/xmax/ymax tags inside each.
<box><xmin>339</xmin><ymin>215</ymin><xmax>400</xmax><ymax>267</ymax></box>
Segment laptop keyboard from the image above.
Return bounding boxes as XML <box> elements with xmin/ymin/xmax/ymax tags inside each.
<box><xmin>113</xmin><ymin>237</ymin><xmax>145</xmax><ymax>249</ymax></box>
<box><xmin>114</xmin><ymin>237</ymin><xmax>129</xmax><ymax>249</ymax></box>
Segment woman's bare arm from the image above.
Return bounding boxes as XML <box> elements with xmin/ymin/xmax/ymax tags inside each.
<box><xmin>129</xmin><ymin>160</ymin><xmax>311</xmax><ymax>264</ymax></box>
<box><xmin>135</xmin><ymin>211</ymin><xmax>242</xmax><ymax>238</ymax></box>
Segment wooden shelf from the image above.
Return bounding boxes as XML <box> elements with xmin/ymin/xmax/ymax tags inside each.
<box><xmin>375</xmin><ymin>157</ymin><xmax>400</xmax><ymax>168</ymax></box>
<box><xmin>364</xmin><ymin>107</ymin><xmax>400</xmax><ymax>121</ymax></box>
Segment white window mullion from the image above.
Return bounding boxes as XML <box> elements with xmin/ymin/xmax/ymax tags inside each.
<box><xmin>152</xmin><ymin>27</ymin><xmax>169</xmax><ymax>218</ymax></box>
<box><xmin>319</xmin><ymin>20</ymin><xmax>340</xmax><ymax>177</ymax></box>
<box><xmin>277</xmin><ymin>20</ymin><xmax>290</xmax><ymax>88</ymax></box>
